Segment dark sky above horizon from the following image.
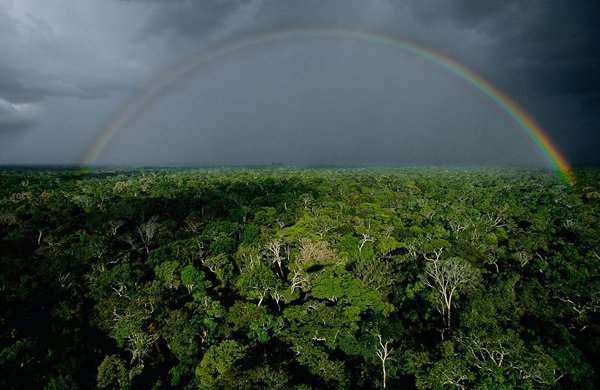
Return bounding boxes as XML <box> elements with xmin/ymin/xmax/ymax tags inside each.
<box><xmin>0</xmin><ymin>0</ymin><xmax>598</xmax><ymax>167</ymax></box>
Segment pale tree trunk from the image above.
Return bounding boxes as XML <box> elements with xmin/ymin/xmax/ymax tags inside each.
<box><xmin>376</xmin><ymin>334</ymin><xmax>393</xmax><ymax>389</ymax></box>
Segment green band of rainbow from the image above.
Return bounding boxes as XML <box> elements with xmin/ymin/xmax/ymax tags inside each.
<box><xmin>82</xmin><ymin>28</ymin><xmax>574</xmax><ymax>186</ymax></box>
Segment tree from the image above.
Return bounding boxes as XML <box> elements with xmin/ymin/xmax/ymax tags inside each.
<box><xmin>196</xmin><ymin>340</ymin><xmax>246</xmax><ymax>389</ymax></box>
<box><xmin>421</xmin><ymin>249</ymin><xmax>478</xmax><ymax>330</ymax></box>
<box><xmin>137</xmin><ymin>216</ymin><xmax>160</xmax><ymax>254</ymax></box>
<box><xmin>236</xmin><ymin>263</ymin><xmax>279</xmax><ymax>306</ymax></box>
<box><xmin>354</xmin><ymin>257</ymin><xmax>394</xmax><ymax>293</ymax></box>
<box><xmin>375</xmin><ymin>334</ymin><xmax>394</xmax><ymax>389</ymax></box>
<box><xmin>202</xmin><ymin>253</ymin><xmax>234</xmax><ymax>287</ymax></box>
<box><xmin>155</xmin><ymin>260</ymin><xmax>180</xmax><ymax>290</ymax></box>
<box><xmin>97</xmin><ymin>354</ymin><xmax>130</xmax><ymax>389</ymax></box>
<box><xmin>266</xmin><ymin>238</ymin><xmax>285</xmax><ymax>278</ymax></box>
<box><xmin>180</xmin><ymin>264</ymin><xmax>206</xmax><ymax>294</ymax></box>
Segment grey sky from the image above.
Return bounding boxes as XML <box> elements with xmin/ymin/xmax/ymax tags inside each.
<box><xmin>0</xmin><ymin>0</ymin><xmax>598</xmax><ymax>166</ymax></box>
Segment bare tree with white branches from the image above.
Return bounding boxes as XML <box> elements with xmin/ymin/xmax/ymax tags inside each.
<box><xmin>422</xmin><ymin>248</ymin><xmax>478</xmax><ymax>330</ymax></box>
<box><xmin>375</xmin><ymin>334</ymin><xmax>394</xmax><ymax>389</ymax></box>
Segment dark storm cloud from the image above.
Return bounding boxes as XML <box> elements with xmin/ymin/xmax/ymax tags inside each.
<box><xmin>394</xmin><ymin>1</ymin><xmax>600</xmax><ymax>101</ymax></box>
<box><xmin>128</xmin><ymin>0</ymin><xmax>375</xmax><ymax>34</ymax></box>
<box><xmin>0</xmin><ymin>1</ymin><xmax>154</xmax><ymax>103</ymax></box>
<box><xmin>133</xmin><ymin>0</ymin><xmax>249</xmax><ymax>39</ymax></box>
<box><xmin>0</xmin><ymin>65</ymin><xmax>133</xmax><ymax>104</ymax></box>
<box><xmin>390</xmin><ymin>0</ymin><xmax>600</xmax><ymax>163</ymax></box>
<box><xmin>1</xmin><ymin>0</ymin><xmax>598</xmax><ymax>164</ymax></box>
<box><xmin>456</xmin><ymin>1</ymin><xmax>600</xmax><ymax>97</ymax></box>
<box><xmin>0</xmin><ymin>97</ymin><xmax>41</xmax><ymax>132</ymax></box>
<box><xmin>126</xmin><ymin>0</ymin><xmax>600</xmax><ymax>99</ymax></box>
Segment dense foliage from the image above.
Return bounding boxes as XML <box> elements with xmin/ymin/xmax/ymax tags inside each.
<box><xmin>1</xmin><ymin>167</ymin><xmax>599</xmax><ymax>389</ymax></box>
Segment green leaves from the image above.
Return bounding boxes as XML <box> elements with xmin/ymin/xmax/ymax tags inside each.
<box><xmin>155</xmin><ymin>260</ymin><xmax>180</xmax><ymax>290</ymax></box>
<box><xmin>181</xmin><ymin>264</ymin><xmax>206</xmax><ymax>294</ymax></box>
<box><xmin>310</xmin><ymin>266</ymin><xmax>389</xmax><ymax>315</ymax></box>
<box><xmin>235</xmin><ymin>263</ymin><xmax>279</xmax><ymax>306</ymax></box>
<box><xmin>97</xmin><ymin>355</ymin><xmax>129</xmax><ymax>390</ymax></box>
<box><xmin>1</xmin><ymin>168</ymin><xmax>599</xmax><ymax>389</ymax></box>
<box><xmin>196</xmin><ymin>340</ymin><xmax>247</xmax><ymax>390</ymax></box>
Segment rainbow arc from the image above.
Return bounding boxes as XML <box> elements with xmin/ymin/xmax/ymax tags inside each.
<box><xmin>83</xmin><ymin>28</ymin><xmax>574</xmax><ymax>186</ymax></box>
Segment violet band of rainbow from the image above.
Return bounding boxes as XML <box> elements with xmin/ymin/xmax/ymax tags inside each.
<box><xmin>82</xmin><ymin>28</ymin><xmax>574</xmax><ymax>186</ymax></box>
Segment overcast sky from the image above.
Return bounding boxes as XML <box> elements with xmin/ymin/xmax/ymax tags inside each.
<box><xmin>0</xmin><ymin>0</ymin><xmax>598</xmax><ymax>167</ymax></box>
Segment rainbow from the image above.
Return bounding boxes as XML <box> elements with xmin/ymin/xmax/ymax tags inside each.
<box><xmin>82</xmin><ymin>28</ymin><xmax>574</xmax><ymax>186</ymax></box>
